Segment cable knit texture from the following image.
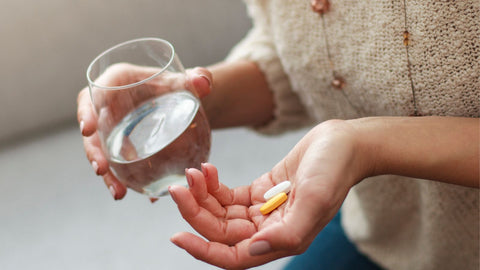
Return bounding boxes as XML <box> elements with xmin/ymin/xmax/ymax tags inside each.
<box><xmin>226</xmin><ymin>0</ymin><xmax>479</xmax><ymax>269</ymax></box>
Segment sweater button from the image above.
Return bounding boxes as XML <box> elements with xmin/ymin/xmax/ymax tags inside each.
<box><xmin>310</xmin><ymin>0</ymin><xmax>330</xmax><ymax>14</ymax></box>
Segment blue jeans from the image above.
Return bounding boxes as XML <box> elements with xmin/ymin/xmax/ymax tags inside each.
<box><xmin>284</xmin><ymin>212</ymin><xmax>383</xmax><ymax>270</ymax></box>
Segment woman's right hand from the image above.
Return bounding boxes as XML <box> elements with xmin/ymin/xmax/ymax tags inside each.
<box><xmin>168</xmin><ymin>120</ymin><xmax>373</xmax><ymax>269</ymax></box>
<box><xmin>77</xmin><ymin>64</ymin><xmax>213</xmax><ymax>200</ymax></box>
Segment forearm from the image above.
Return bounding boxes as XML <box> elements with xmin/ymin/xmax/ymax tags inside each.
<box><xmin>351</xmin><ymin>116</ymin><xmax>479</xmax><ymax>188</ymax></box>
<box><xmin>201</xmin><ymin>60</ymin><xmax>274</xmax><ymax>129</ymax></box>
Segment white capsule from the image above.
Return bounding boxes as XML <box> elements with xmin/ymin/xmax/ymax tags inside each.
<box><xmin>263</xmin><ymin>181</ymin><xmax>292</xmax><ymax>200</ymax></box>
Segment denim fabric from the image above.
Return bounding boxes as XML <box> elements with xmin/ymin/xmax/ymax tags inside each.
<box><xmin>283</xmin><ymin>212</ymin><xmax>383</xmax><ymax>270</ymax></box>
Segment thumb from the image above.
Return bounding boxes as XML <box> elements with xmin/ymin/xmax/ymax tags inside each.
<box><xmin>248</xmin><ymin>222</ymin><xmax>312</xmax><ymax>257</ymax></box>
<box><xmin>248</xmin><ymin>197</ymin><xmax>332</xmax><ymax>256</ymax></box>
<box><xmin>186</xmin><ymin>67</ymin><xmax>212</xmax><ymax>98</ymax></box>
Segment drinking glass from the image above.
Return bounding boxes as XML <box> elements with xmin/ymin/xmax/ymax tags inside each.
<box><xmin>86</xmin><ymin>38</ymin><xmax>211</xmax><ymax>198</ymax></box>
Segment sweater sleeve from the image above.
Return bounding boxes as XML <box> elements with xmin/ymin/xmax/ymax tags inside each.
<box><xmin>225</xmin><ymin>0</ymin><xmax>313</xmax><ymax>135</ymax></box>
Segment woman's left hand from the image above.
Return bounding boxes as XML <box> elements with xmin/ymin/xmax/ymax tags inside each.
<box><xmin>169</xmin><ymin>120</ymin><xmax>372</xmax><ymax>269</ymax></box>
<box><xmin>77</xmin><ymin>65</ymin><xmax>212</xmax><ymax>199</ymax></box>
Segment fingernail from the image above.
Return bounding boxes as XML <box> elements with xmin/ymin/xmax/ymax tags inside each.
<box><xmin>199</xmin><ymin>75</ymin><xmax>211</xmax><ymax>88</ymax></box>
<box><xmin>170</xmin><ymin>232</ymin><xmax>182</xmax><ymax>246</ymax></box>
<box><xmin>249</xmin><ymin>240</ymin><xmax>272</xmax><ymax>256</ymax></box>
<box><xmin>185</xmin><ymin>169</ymin><xmax>193</xmax><ymax>187</ymax></box>
<box><xmin>80</xmin><ymin>120</ymin><xmax>85</xmax><ymax>134</ymax></box>
<box><xmin>109</xmin><ymin>185</ymin><xmax>117</xmax><ymax>200</ymax></box>
<box><xmin>168</xmin><ymin>186</ymin><xmax>178</xmax><ymax>203</ymax></box>
<box><xmin>201</xmin><ymin>163</ymin><xmax>208</xmax><ymax>178</ymax></box>
<box><xmin>91</xmin><ymin>161</ymin><xmax>99</xmax><ymax>175</ymax></box>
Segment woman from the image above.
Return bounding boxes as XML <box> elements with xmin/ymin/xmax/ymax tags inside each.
<box><xmin>77</xmin><ymin>0</ymin><xmax>479</xmax><ymax>269</ymax></box>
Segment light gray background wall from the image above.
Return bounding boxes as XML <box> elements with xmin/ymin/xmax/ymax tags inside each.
<box><xmin>0</xmin><ymin>0</ymin><xmax>252</xmax><ymax>143</ymax></box>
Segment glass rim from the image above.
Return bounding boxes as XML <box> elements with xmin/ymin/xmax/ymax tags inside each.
<box><xmin>86</xmin><ymin>37</ymin><xmax>176</xmax><ymax>90</ymax></box>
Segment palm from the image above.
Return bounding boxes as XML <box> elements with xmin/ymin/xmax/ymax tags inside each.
<box><xmin>169</xmin><ymin>163</ymin><xmax>293</xmax><ymax>268</ymax></box>
<box><xmin>171</xmin><ymin>163</ymin><xmax>289</xmax><ymax>244</ymax></box>
<box><xmin>169</xmin><ymin>123</ymin><xmax>360</xmax><ymax>269</ymax></box>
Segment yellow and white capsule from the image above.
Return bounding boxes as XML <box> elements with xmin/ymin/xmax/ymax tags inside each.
<box><xmin>260</xmin><ymin>192</ymin><xmax>288</xmax><ymax>215</ymax></box>
<box><xmin>263</xmin><ymin>181</ymin><xmax>291</xmax><ymax>200</ymax></box>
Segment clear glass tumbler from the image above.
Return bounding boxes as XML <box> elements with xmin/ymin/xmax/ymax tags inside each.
<box><xmin>86</xmin><ymin>38</ymin><xmax>211</xmax><ymax>198</ymax></box>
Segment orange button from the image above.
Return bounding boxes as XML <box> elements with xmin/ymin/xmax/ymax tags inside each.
<box><xmin>310</xmin><ymin>0</ymin><xmax>330</xmax><ymax>14</ymax></box>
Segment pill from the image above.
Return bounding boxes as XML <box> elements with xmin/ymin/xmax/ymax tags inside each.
<box><xmin>263</xmin><ymin>181</ymin><xmax>292</xmax><ymax>200</ymax></box>
<box><xmin>260</xmin><ymin>192</ymin><xmax>288</xmax><ymax>215</ymax></box>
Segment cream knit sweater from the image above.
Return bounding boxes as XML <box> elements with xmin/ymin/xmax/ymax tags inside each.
<box><xmin>226</xmin><ymin>1</ymin><xmax>479</xmax><ymax>269</ymax></box>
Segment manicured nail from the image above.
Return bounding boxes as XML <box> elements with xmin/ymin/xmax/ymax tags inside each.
<box><xmin>109</xmin><ymin>185</ymin><xmax>117</xmax><ymax>200</ymax></box>
<box><xmin>170</xmin><ymin>232</ymin><xmax>182</xmax><ymax>246</ymax></box>
<box><xmin>168</xmin><ymin>186</ymin><xmax>178</xmax><ymax>203</ymax></box>
<box><xmin>249</xmin><ymin>240</ymin><xmax>272</xmax><ymax>256</ymax></box>
<box><xmin>91</xmin><ymin>161</ymin><xmax>99</xmax><ymax>175</ymax></box>
<box><xmin>199</xmin><ymin>75</ymin><xmax>211</xmax><ymax>88</ymax></box>
<box><xmin>201</xmin><ymin>163</ymin><xmax>208</xmax><ymax>178</ymax></box>
<box><xmin>80</xmin><ymin>121</ymin><xmax>85</xmax><ymax>134</ymax></box>
<box><xmin>185</xmin><ymin>169</ymin><xmax>193</xmax><ymax>187</ymax></box>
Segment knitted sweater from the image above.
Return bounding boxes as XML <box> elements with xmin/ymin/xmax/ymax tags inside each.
<box><xmin>226</xmin><ymin>1</ymin><xmax>480</xmax><ymax>269</ymax></box>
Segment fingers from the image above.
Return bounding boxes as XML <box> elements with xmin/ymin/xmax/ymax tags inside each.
<box><xmin>82</xmin><ymin>133</ymin><xmax>109</xmax><ymax>176</ymax></box>
<box><xmin>77</xmin><ymin>87</ymin><xmax>97</xmax><ymax>136</ymax></box>
<box><xmin>169</xmin><ymin>184</ymin><xmax>228</xmax><ymax>243</ymax></box>
<box><xmin>197</xmin><ymin>163</ymin><xmax>231</xmax><ymax>205</ymax></box>
<box><xmin>171</xmin><ymin>232</ymin><xmax>243</xmax><ymax>269</ymax></box>
<box><xmin>187</xmin><ymin>168</ymin><xmax>250</xmax><ymax>220</ymax></box>
<box><xmin>201</xmin><ymin>163</ymin><xmax>252</xmax><ymax>206</ymax></box>
<box><xmin>170</xmin><ymin>232</ymin><xmax>286</xmax><ymax>270</ymax></box>
<box><xmin>248</xmin><ymin>222</ymin><xmax>312</xmax><ymax>257</ymax></box>
<box><xmin>186</xmin><ymin>67</ymin><xmax>212</xmax><ymax>98</ymax></box>
<box><xmin>169</xmin><ymin>185</ymin><xmax>256</xmax><ymax>246</ymax></box>
<box><xmin>103</xmin><ymin>170</ymin><xmax>127</xmax><ymax>200</ymax></box>
<box><xmin>186</xmin><ymin>168</ymin><xmax>226</xmax><ymax>217</ymax></box>
<box><xmin>83</xmin><ymin>132</ymin><xmax>127</xmax><ymax>200</ymax></box>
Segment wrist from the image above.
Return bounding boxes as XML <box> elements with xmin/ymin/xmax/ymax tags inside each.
<box><xmin>201</xmin><ymin>61</ymin><xmax>274</xmax><ymax>129</ymax></box>
<box><xmin>347</xmin><ymin>116</ymin><xmax>479</xmax><ymax>187</ymax></box>
<box><xmin>344</xmin><ymin>118</ymin><xmax>382</xmax><ymax>182</ymax></box>
<box><xmin>309</xmin><ymin>119</ymin><xmax>377</xmax><ymax>187</ymax></box>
